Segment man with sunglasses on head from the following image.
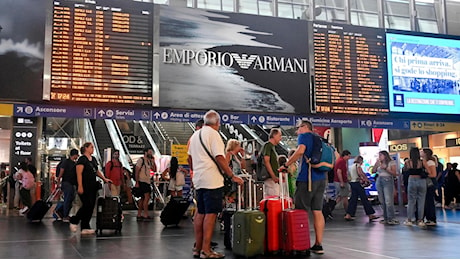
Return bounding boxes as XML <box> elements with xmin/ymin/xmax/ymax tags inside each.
<box><xmin>279</xmin><ymin>119</ymin><xmax>327</xmax><ymax>255</ymax></box>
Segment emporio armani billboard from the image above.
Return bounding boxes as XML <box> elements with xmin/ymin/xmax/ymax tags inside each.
<box><xmin>159</xmin><ymin>6</ymin><xmax>310</xmax><ymax>114</ymax></box>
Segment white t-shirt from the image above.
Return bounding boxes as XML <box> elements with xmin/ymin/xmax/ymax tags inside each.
<box><xmin>348</xmin><ymin>163</ymin><xmax>360</xmax><ymax>182</ymax></box>
<box><xmin>188</xmin><ymin>126</ymin><xmax>225</xmax><ymax>190</ymax></box>
<box><xmin>377</xmin><ymin>160</ymin><xmax>396</xmax><ymax>177</ymax></box>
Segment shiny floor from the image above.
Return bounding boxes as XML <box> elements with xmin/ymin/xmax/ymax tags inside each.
<box><xmin>0</xmin><ymin>203</ymin><xmax>459</xmax><ymax>259</ymax></box>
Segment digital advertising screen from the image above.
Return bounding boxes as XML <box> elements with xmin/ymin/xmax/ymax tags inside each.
<box><xmin>44</xmin><ymin>0</ymin><xmax>155</xmax><ymax>106</ymax></box>
<box><xmin>312</xmin><ymin>22</ymin><xmax>388</xmax><ymax>116</ymax></box>
<box><xmin>387</xmin><ymin>32</ymin><xmax>460</xmax><ymax>115</ymax></box>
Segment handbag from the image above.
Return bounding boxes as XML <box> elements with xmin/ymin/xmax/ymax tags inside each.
<box><xmin>175</xmin><ymin>172</ymin><xmax>185</xmax><ymax>186</ymax></box>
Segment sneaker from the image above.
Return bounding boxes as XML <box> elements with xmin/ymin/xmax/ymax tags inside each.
<box><xmin>310</xmin><ymin>244</ymin><xmax>324</xmax><ymax>255</ymax></box>
<box><xmin>199</xmin><ymin>250</ymin><xmax>225</xmax><ymax>259</ymax></box>
<box><xmin>435</xmin><ymin>202</ymin><xmax>442</xmax><ymax>208</ymax></box>
<box><xmin>81</xmin><ymin>229</ymin><xmax>96</xmax><ymax>235</ymax></box>
<box><xmin>379</xmin><ymin>219</ymin><xmax>387</xmax><ymax>224</ymax></box>
<box><xmin>69</xmin><ymin>224</ymin><xmax>78</xmax><ymax>233</ymax></box>
<box><xmin>19</xmin><ymin>206</ymin><xmax>29</xmax><ymax>215</ymax></box>
<box><xmin>62</xmin><ymin>217</ymin><xmax>70</xmax><ymax>223</ymax></box>
<box><xmin>387</xmin><ymin>219</ymin><xmax>400</xmax><ymax>225</ymax></box>
<box><xmin>403</xmin><ymin>220</ymin><xmax>413</xmax><ymax>226</ymax></box>
<box><xmin>417</xmin><ymin>220</ymin><xmax>426</xmax><ymax>228</ymax></box>
<box><xmin>425</xmin><ymin>220</ymin><xmax>437</xmax><ymax>226</ymax></box>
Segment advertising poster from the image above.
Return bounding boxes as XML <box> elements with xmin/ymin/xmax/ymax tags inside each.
<box><xmin>0</xmin><ymin>0</ymin><xmax>46</xmax><ymax>102</ymax></box>
<box><xmin>159</xmin><ymin>6</ymin><xmax>310</xmax><ymax>114</ymax></box>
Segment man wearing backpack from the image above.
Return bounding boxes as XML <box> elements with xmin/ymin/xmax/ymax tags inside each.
<box><xmin>56</xmin><ymin>148</ymin><xmax>79</xmax><ymax>222</ymax></box>
<box><xmin>279</xmin><ymin>120</ymin><xmax>330</xmax><ymax>255</ymax></box>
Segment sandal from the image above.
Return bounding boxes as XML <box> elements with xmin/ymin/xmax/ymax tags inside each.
<box><xmin>200</xmin><ymin>251</ymin><xmax>225</xmax><ymax>259</ymax></box>
<box><xmin>369</xmin><ymin>215</ymin><xmax>379</xmax><ymax>221</ymax></box>
<box><xmin>192</xmin><ymin>248</ymin><xmax>200</xmax><ymax>259</ymax></box>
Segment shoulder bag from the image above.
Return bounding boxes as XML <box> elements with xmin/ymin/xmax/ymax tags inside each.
<box><xmin>198</xmin><ymin>131</ymin><xmax>233</xmax><ymax>194</ymax></box>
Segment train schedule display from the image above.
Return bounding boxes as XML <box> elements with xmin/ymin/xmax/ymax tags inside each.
<box><xmin>44</xmin><ymin>0</ymin><xmax>154</xmax><ymax>106</ymax></box>
<box><xmin>311</xmin><ymin>22</ymin><xmax>389</xmax><ymax>115</ymax></box>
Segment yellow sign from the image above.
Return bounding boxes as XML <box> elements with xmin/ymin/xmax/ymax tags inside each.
<box><xmin>410</xmin><ymin>121</ymin><xmax>460</xmax><ymax>131</ymax></box>
<box><xmin>171</xmin><ymin>144</ymin><xmax>189</xmax><ymax>165</ymax></box>
<box><xmin>0</xmin><ymin>104</ymin><xmax>13</xmax><ymax>116</ymax></box>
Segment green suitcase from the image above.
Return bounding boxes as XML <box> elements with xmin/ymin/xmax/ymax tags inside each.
<box><xmin>232</xmin><ymin>177</ymin><xmax>265</xmax><ymax>258</ymax></box>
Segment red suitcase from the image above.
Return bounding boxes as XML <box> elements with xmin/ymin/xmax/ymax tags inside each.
<box><xmin>279</xmin><ymin>172</ymin><xmax>310</xmax><ymax>256</ymax></box>
<box><xmin>259</xmin><ymin>173</ymin><xmax>291</xmax><ymax>254</ymax></box>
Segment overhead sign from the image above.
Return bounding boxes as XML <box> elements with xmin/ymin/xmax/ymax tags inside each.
<box><xmin>152</xmin><ymin>110</ymin><xmax>206</xmax><ymax>123</ymax></box>
<box><xmin>248</xmin><ymin>114</ymin><xmax>294</xmax><ymax>126</ymax></box>
<box><xmin>359</xmin><ymin>119</ymin><xmax>411</xmax><ymax>129</ymax></box>
<box><xmin>295</xmin><ymin>116</ymin><xmax>358</xmax><ymax>128</ymax></box>
<box><xmin>410</xmin><ymin>121</ymin><xmax>460</xmax><ymax>131</ymax></box>
<box><xmin>220</xmin><ymin>113</ymin><xmax>248</xmax><ymax>124</ymax></box>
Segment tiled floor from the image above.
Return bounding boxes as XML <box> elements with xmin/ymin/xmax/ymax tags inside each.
<box><xmin>0</xmin><ymin>204</ymin><xmax>459</xmax><ymax>259</ymax></box>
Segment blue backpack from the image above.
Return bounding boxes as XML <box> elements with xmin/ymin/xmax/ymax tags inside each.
<box><xmin>305</xmin><ymin>134</ymin><xmax>336</xmax><ymax>172</ymax></box>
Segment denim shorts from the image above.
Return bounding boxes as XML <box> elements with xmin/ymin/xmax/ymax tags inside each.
<box><xmin>196</xmin><ymin>187</ymin><xmax>223</xmax><ymax>214</ymax></box>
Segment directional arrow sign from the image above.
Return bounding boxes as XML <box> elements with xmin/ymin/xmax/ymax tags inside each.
<box><xmin>98</xmin><ymin>110</ymin><xmax>105</xmax><ymax>117</ymax></box>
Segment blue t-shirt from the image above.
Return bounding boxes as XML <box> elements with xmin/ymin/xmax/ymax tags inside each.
<box><xmin>296</xmin><ymin>132</ymin><xmax>327</xmax><ymax>182</ymax></box>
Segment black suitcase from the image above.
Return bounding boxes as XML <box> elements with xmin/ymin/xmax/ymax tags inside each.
<box><xmin>322</xmin><ymin>198</ymin><xmax>336</xmax><ymax>220</ymax></box>
<box><xmin>160</xmin><ymin>197</ymin><xmax>189</xmax><ymax>227</ymax></box>
<box><xmin>27</xmin><ymin>188</ymin><xmax>60</xmax><ymax>222</ymax></box>
<box><xmin>222</xmin><ymin>208</ymin><xmax>236</xmax><ymax>249</ymax></box>
<box><xmin>96</xmin><ymin>196</ymin><xmax>123</xmax><ymax>235</ymax></box>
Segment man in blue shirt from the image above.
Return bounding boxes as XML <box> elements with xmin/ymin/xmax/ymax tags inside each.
<box><xmin>279</xmin><ymin>119</ymin><xmax>327</xmax><ymax>255</ymax></box>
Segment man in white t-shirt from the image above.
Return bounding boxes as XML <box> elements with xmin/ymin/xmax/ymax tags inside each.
<box><xmin>188</xmin><ymin>110</ymin><xmax>243</xmax><ymax>259</ymax></box>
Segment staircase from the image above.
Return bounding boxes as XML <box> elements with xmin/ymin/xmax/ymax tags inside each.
<box><xmin>157</xmin><ymin>122</ymin><xmax>194</xmax><ymax>145</ymax></box>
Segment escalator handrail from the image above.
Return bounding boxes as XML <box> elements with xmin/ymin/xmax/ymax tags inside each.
<box><xmin>84</xmin><ymin>119</ymin><xmax>102</xmax><ymax>167</ymax></box>
<box><xmin>152</xmin><ymin>121</ymin><xmax>167</xmax><ymax>142</ymax></box>
<box><xmin>139</xmin><ymin>121</ymin><xmax>162</xmax><ymax>158</ymax></box>
<box><xmin>105</xmin><ymin>120</ymin><xmax>133</xmax><ymax>172</ymax></box>
<box><xmin>240</xmin><ymin>124</ymin><xmax>265</xmax><ymax>146</ymax></box>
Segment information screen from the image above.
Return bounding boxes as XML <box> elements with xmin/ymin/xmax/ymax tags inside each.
<box><xmin>312</xmin><ymin>22</ymin><xmax>388</xmax><ymax>115</ymax></box>
<box><xmin>387</xmin><ymin>32</ymin><xmax>460</xmax><ymax>115</ymax></box>
<box><xmin>47</xmin><ymin>0</ymin><xmax>153</xmax><ymax>105</ymax></box>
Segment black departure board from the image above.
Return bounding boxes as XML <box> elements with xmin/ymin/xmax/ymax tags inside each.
<box><xmin>49</xmin><ymin>0</ymin><xmax>153</xmax><ymax>105</ymax></box>
<box><xmin>312</xmin><ymin>22</ymin><xmax>388</xmax><ymax>115</ymax></box>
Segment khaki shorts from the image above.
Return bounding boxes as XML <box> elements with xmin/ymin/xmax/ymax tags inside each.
<box><xmin>334</xmin><ymin>182</ymin><xmax>351</xmax><ymax>197</ymax></box>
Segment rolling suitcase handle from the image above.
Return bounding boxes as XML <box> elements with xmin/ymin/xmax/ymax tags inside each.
<box><xmin>279</xmin><ymin>171</ymin><xmax>292</xmax><ymax>211</ymax></box>
<box><xmin>46</xmin><ymin>187</ymin><xmax>61</xmax><ymax>203</ymax></box>
<box><xmin>237</xmin><ymin>174</ymin><xmax>256</xmax><ymax>210</ymax></box>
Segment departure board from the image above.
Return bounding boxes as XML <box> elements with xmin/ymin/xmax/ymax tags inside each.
<box><xmin>48</xmin><ymin>0</ymin><xmax>153</xmax><ymax>105</ymax></box>
<box><xmin>312</xmin><ymin>22</ymin><xmax>388</xmax><ymax>115</ymax></box>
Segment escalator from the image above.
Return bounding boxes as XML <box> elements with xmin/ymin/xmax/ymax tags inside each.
<box><xmin>91</xmin><ymin>119</ymin><xmax>114</xmax><ymax>159</ymax></box>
